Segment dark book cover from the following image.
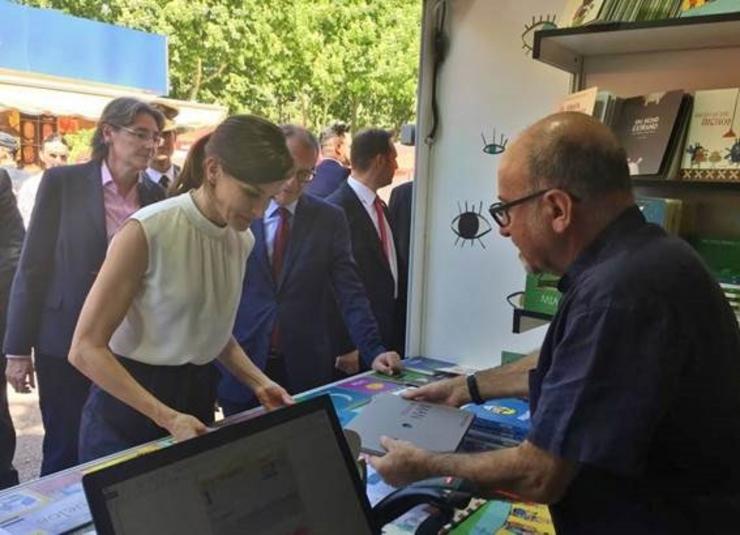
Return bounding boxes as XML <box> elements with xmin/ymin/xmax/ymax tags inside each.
<box><xmin>612</xmin><ymin>90</ymin><xmax>686</xmax><ymax>177</ymax></box>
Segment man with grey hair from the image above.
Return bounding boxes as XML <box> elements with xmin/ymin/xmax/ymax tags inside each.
<box><xmin>0</xmin><ymin>132</ymin><xmax>29</xmax><ymax>193</ymax></box>
<box><xmin>371</xmin><ymin>112</ymin><xmax>740</xmax><ymax>533</ymax></box>
<box><xmin>218</xmin><ymin>124</ymin><xmax>401</xmax><ymax>415</ymax></box>
<box><xmin>3</xmin><ymin>97</ymin><xmax>165</xmax><ymax>475</ymax></box>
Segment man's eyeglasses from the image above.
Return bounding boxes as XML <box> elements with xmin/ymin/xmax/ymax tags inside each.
<box><xmin>294</xmin><ymin>168</ymin><xmax>316</xmax><ymax>184</ymax></box>
<box><xmin>488</xmin><ymin>189</ymin><xmax>550</xmax><ymax>227</ymax></box>
<box><xmin>48</xmin><ymin>153</ymin><xmax>68</xmax><ymax>161</ymax></box>
<box><xmin>114</xmin><ymin>125</ymin><xmax>163</xmax><ymax>147</ymax></box>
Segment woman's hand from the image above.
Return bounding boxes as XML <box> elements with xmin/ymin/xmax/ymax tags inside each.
<box><xmin>164</xmin><ymin>412</ymin><xmax>209</xmax><ymax>442</ymax></box>
<box><xmin>255</xmin><ymin>381</ymin><xmax>295</xmax><ymax>410</ymax></box>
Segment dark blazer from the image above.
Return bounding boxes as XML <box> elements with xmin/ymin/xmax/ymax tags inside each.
<box><xmin>218</xmin><ymin>194</ymin><xmax>386</xmax><ymax>402</ymax></box>
<box><xmin>3</xmin><ymin>160</ymin><xmax>164</xmax><ymax>358</ymax></box>
<box><xmin>0</xmin><ymin>170</ymin><xmax>24</xmax><ymax>348</ymax></box>
<box><xmin>388</xmin><ymin>181</ymin><xmax>412</xmax><ymax>354</ymax></box>
<box><xmin>326</xmin><ymin>182</ymin><xmax>401</xmax><ymax>357</ymax></box>
<box><xmin>304</xmin><ymin>159</ymin><xmax>350</xmax><ymax>198</ymax></box>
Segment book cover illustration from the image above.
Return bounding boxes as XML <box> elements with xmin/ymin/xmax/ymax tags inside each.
<box><xmin>681</xmin><ymin>88</ymin><xmax>740</xmax><ymax>182</ymax></box>
<box><xmin>560</xmin><ymin>0</ymin><xmax>605</xmax><ymax>26</ymax></box>
<box><xmin>636</xmin><ymin>196</ymin><xmax>683</xmax><ymax>234</ymax></box>
<box><xmin>612</xmin><ymin>90</ymin><xmax>686</xmax><ymax>177</ymax></box>
<box><xmin>296</xmin><ymin>386</ymin><xmax>372</xmax><ymax>412</ymax></box>
<box><xmin>340</xmin><ymin>376</ymin><xmax>404</xmax><ymax>395</ymax></box>
<box><xmin>680</xmin><ymin>0</ymin><xmax>740</xmax><ymax>17</ymax></box>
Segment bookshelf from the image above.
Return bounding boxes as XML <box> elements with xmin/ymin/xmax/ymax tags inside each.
<box><xmin>511</xmin><ymin>13</ymin><xmax>740</xmax><ymax>333</ymax></box>
<box><xmin>533</xmin><ymin>13</ymin><xmax>740</xmax><ymax>75</ymax></box>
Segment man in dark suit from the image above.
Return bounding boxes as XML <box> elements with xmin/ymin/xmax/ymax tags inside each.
<box><xmin>218</xmin><ymin>125</ymin><xmax>401</xmax><ymax>415</ymax></box>
<box><xmin>326</xmin><ymin>129</ymin><xmax>403</xmax><ymax>374</ymax></box>
<box><xmin>143</xmin><ymin>102</ymin><xmax>180</xmax><ymax>190</ymax></box>
<box><xmin>3</xmin><ymin>97</ymin><xmax>165</xmax><ymax>475</ymax></box>
<box><xmin>0</xmin><ymin>169</ymin><xmax>23</xmax><ymax>488</ymax></box>
<box><xmin>388</xmin><ymin>180</ymin><xmax>413</xmax><ymax>358</ymax></box>
<box><xmin>304</xmin><ymin>122</ymin><xmax>351</xmax><ymax>198</ymax></box>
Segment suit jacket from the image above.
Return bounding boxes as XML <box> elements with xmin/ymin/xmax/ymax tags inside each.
<box><xmin>0</xmin><ymin>170</ymin><xmax>24</xmax><ymax>351</ymax></box>
<box><xmin>304</xmin><ymin>159</ymin><xmax>350</xmax><ymax>198</ymax></box>
<box><xmin>3</xmin><ymin>160</ymin><xmax>165</xmax><ymax>358</ymax></box>
<box><xmin>218</xmin><ymin>194</ymin><xmax>386</xmax><ymax>402</ymax></box>
<box><xmin>143</xmin><ymin>163</ymin><xmax>181</xmax><ymax>189</ymax></box>
<box><xmin>388</xmin><ymin>181</ymin><xmax>413</xmax><ymax>354</ymax></box>
<box><xmin>326</xmin><ymin>182</ymin><xmax>402</xmax><ymax>358</ymax></box>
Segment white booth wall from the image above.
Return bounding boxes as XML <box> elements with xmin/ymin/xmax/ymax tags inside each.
<box><xmin>408</xmin><ymin>0</ymin><xmax>570</xmax><ymax>369</ymax></box>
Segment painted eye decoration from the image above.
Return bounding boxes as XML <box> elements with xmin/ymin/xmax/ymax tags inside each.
<box><xmin>521</xmin><ymin>14</ymin><xmax>557</xmax><ymax>56</ymax></box>
<box><xmin>481</xmin><ymin>129</ymin><xmax>509</xmax><ymax>155</ymax></box>
<box><xmin>451</xmin><ymin>201</ymin><xmax>493</xmax><ymax>248</ymax></box>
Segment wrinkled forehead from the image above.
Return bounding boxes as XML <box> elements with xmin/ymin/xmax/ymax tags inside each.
<box><xmin>497</xmin><ymin>138</ymin><xmax>530</xmax><ymax>193</ymax></box>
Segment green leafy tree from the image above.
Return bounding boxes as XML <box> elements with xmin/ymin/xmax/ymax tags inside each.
<box><xmin>15</xmin><ymin>0</ymin><xmax>421</xmax><ymax>132</ymax></box>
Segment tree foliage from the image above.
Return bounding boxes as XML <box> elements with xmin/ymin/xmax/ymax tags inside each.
<box><xmin>16</xmin><ymin>0</ymin><xmax>421</xmax><ymax>132</ymax></box>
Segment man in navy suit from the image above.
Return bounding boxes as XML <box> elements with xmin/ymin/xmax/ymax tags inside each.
<box><xmin>218</xmin><ymin>125</ymin><xmax>401</xmax><ymax>416</ymax></box>
<box><xmin>388</xmin><ymin>180</ymin><xmax>413</xmax><ymax>360</ymax></box>
<box><xmin>0</xmin><ymin>169</ymin><xmax>23</xmax><ymax>488</ymax></box>
<box><xmin>304</xmin><ymin>122</ymin><xmax>351</xmax><ymax>198</ymax></box>
<box><xmin>3</xmin><ymin>97</ymin><xmax>165</xmax><ymax>475</ymax></box>
<box><xmin>143</xmin><ymin>102</ymin><xmax>180</xmax><ymax>190</ymax></box>
<box><xmin>326</xmin><ymin>129</ymin><xmax>403</xmax><ymax>374</ymax></box>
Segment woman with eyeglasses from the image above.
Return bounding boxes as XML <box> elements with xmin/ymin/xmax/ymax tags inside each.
<box><xmin>16</xmin><ymin>133</ymin><xmax>71</xmax><ymax>228</ymax></box>
<box><xmin>3</xmin><ymin>97</ymin><xmax>166</xmax><ymax>476</ymax></box>
<box><xmin>69</xmin><ymin>114</ymin><xmax>295</xmax><ymax>462</ymax></box>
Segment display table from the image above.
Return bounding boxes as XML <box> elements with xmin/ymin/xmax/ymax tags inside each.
<box><xmin>0</xmin><ymin>357</ymin><xmax>554</xmax><ymax>534</ymax></box>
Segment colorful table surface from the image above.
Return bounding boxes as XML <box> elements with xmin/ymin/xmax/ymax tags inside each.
<box><xmin>0</xmin><ymin>357</ymin><xmax>553</xmax><ymax>534</ymax></box>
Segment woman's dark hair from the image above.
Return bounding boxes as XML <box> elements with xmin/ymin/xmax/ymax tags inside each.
<box><xmin>90</xmin><ymin>97</ymin><xmax>164</xmax><ymax>161</ymax></box>
<box><xmin>172</xmin><ymin>114</ymin><xmax>293</xmax><ymax>195</ymax></box>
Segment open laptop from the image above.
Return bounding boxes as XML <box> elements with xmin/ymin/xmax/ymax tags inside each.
<box><xmin>83</xmin><ymin>396</ymin><xmax>377</xmax><ymax>535</ymax></box>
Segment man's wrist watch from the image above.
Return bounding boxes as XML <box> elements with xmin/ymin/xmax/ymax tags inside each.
<box><xmin>466</xmin><ymin>373</ymin><xmax>484</xmax><ymax>405</ymax></box>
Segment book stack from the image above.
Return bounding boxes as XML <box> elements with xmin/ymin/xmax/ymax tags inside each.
<box><xmin>461</xmin><ymin>398</ymin><xmax>531</xmax><ymax>452</ymax></box>
<box><xmin>636</xmin><ymin>196</ymin><xmax>683</xmax><ymax>233</ymax></box>
<box><xmin>612</xmin><ymin>90</ymin><xmax>693</xmax><ymax>179</ymax></box>
<box><xmin>560</xmin><ymin>0</ymin><xmax>683</xmax><ymax>27</ymax></box>
<box><xmin>720</xmin><ymin>278</ymin><xmax>740</xmax><ymax>325</ymax></box>
<box><xmin>556</xmin><ymin>87</ymin><xmax>621</xmax><ymax>127</ymax></box>
<box><xmin>679</xmin><ymin>88</ymin><xmax>740</xmax><ymax>183</ymax></box>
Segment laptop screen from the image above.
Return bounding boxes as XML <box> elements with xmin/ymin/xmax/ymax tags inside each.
<box><xmin>83</xmin><ymin>397</ymin><xmax>376</xmax><ymax>535</ymax></box>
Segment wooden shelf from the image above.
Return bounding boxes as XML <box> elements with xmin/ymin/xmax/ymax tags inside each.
<box><xmin>533</xmin><ymin>13</ymin><xmax>740</xmax><ymax>74</ymax></box>
<box><xmin>632</xmin><ymin>179</ymin><xmax>740</xmax><ymax>192</ymax></box>
<box><xmin>512</xmin><ymin>309</ymin><xmax>552</xmax><ymax>334</ymax></box>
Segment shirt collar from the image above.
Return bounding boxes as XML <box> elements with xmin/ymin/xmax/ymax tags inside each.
<box><xmin>101</xmin><ymin>160</ymin><xmax>142</xmax><ymax>186</ymax></box>
<box><xmin>559</xmin><ymin>205</ymin><xmax>646</xmax><ymax>293</ymax></box>
<box><xmin>266</xmin><ymin>198</ymin><xmax>298</xmax><ymax>219</ymax></box>
<box><xmin>347</xmin><ymin>176</ymin><xmax>377</xmax><ymax>206</ymax></box>
<box><xmin>146</xmin><ymin>165</ymin><xmax>175</xmax><ymax>181</ymax></box>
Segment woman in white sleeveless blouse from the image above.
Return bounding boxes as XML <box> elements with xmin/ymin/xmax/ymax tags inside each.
<box><xmin>69</xmin><ymin>115</ymin><xmax>296</xmax><ymax>462</ymax></box>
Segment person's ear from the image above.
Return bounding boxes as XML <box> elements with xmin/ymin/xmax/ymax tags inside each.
<box><xmin>102</xmin><ymin>124</ymin><xmax>115</xmax><ymax>144</ymax></box>
<box><xmin>203</xmin><ymin>156</ymin><xmax>220</xmax><ymax>186</ymax></box>
<box><xmin>544</xmin><ymin>189</ymin><xmax>573</xmax><ymax>234</ymax></box>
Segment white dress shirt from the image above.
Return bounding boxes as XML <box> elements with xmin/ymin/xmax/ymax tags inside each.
<box><xmin>263</xmin><ymin>198</ymin><xmax>298</xmax><ymax>263</ymax></box>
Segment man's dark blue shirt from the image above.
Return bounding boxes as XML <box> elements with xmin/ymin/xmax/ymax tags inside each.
<box><xmin>528</xmin><ymin>206</ymin><xmax>740</xmax><ymax>534</ymax></box>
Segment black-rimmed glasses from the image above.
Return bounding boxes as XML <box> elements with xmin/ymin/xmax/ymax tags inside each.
<box><xmin>488</xmin><ymin>189</ymin><xmax>550</xmax><ymax>227</ymax></box>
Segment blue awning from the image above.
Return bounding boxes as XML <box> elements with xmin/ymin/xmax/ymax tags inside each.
<box><xmin>0</xmin><ymin>0</ymin><xmax>168</xmax><ymax>95</ymax></box>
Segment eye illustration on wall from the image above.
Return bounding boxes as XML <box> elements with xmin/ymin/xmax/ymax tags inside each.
<box><xmin>521</xmin><ymin>14</ymin><xmax>557</xmax><ymax>56</ymax></box>
<box><xmin>451</xmin><ymin>201</ymin><xmax>493</xmax><ymax>249</ymax></box>
<box><xmin>481</xmin><ymin>129</ymin><xmax>509</xmax><ymax>155</ymax></box>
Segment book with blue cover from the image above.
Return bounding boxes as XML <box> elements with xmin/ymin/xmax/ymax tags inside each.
<box><xmin>463</xmin><ymin>398</ymin><xmax>531</xmax><ymax>440</ymax></box>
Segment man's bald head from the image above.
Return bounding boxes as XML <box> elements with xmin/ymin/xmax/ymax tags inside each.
<box><xmin>509</xmin><ymin>112</ymin><xmax>630</xmax><ymax>200</ymax></box>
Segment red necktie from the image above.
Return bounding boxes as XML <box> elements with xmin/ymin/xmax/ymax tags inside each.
<box><xmin>270</xmin><ymin>207</ymin><xmax>290</xmax><ymax>351</ymax></box>
<box><xmin>373</xmin><ymin>196</ymin><xmax>390</xmax><ymax>266</ymax></box>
